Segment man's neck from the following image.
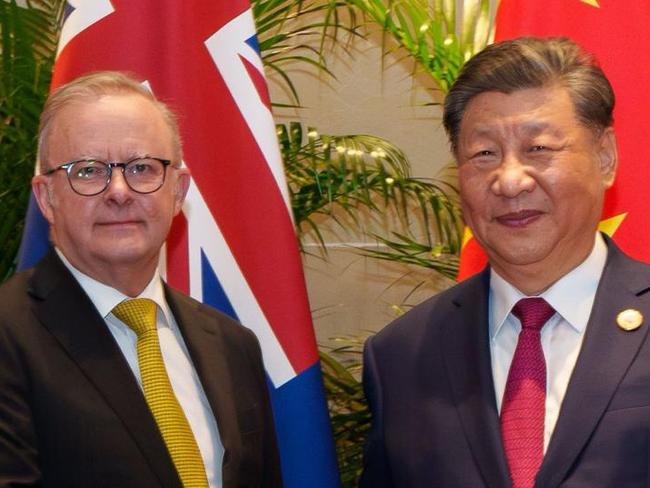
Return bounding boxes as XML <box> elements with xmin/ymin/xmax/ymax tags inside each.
<box><xmin>55</xmin><ymin>248</ymin><xmax>158</xmax><ymax>297</ymax></box>
<box><xmin>491</xmin><ymin>233</ymin><xmax>603</xmax><ymax>296</ymax></box>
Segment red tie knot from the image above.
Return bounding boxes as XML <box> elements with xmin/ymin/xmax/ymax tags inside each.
<box><xmin>512</xmin><ymin>297</ymin><xmax>555</xmax><ymax>331</ymax></box>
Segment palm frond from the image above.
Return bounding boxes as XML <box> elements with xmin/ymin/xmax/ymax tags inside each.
<box><xmin>253</xmin><ymin>0</ymin><xmax>361</xmax><ymax>106</ymax></box>
<box><xmin>345</xmin><ymin>0</ymin><xmax>493</xmax><ymax>92</ymax></box>
<box><xmin>279</xmin><ymin>121</ymin><xmax>462</xmax><ymax>274</ymax></box>
<box><xmin>362</xmin><ymin>231</ymin><xmax>460</xmax><ymax>279</ymax></box>
<box><xmin>320</xmin><ymin>339</ymin><xmax>370</xmax><ymax>488</ymax></box>
<box><xmin>0</xmin><ymin>0</ymin><xmax>64</xmax><ymax>280</ymax></box>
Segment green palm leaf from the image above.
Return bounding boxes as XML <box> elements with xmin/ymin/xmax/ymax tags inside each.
<box><xmin>320</xmin><ymin>343</ymin><xmax>369</xmax><ymax>487</ymax></box>
<box><xmin>0</xmin><ymin>0</ymin><xmax>63</xmax><ymax>279</ymax></box>
<box><xmin>279</xmin><ymin>121</ymin><xmax>462</xmax><ymax>265</ymax></box>
<box><xmin>252</xmin><ymin>0</ymin><xmax>361</xmax><ymax>106</ymax></box>
<box><xmin>346</xmin><ymin>0</ymin><xmax>493</xmax><ymax>92</ymax></box>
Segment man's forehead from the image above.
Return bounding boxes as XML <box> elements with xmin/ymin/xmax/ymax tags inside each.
<box><xmin>465</xmin><ymin>86</ymin><xmax>565</xmax><ymax>111</ymax></box>
<box><xmin>57</xmin><ymin>92</ymin><xmax>156</xmax><ymax>117</ymax></box>
<box><xmin>49</xmin><ymin>94</ymin><xmax>166</xmax><ymax>137</ymax></box>
<box><xmin>46</xmin><ymin>94</ymin><xmax>172</xmax><ymax>161</ymax></box>
<box><xmin>459</xmin><ymin>87</ymin><xmax>577</xmax><ymax>135</ymax></box>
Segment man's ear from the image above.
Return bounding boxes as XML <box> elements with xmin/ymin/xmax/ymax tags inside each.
<box><xmin>598</xmin><ymin>127</ymin><xmax>618</xmax><ymax>188</ymax></box>
<box><xmin>32</xmin><ymin>174</ymin><xmax>55</xmax><ymax>225</ymax></box>
<box><xmin>172</xmin><ymin>167</ymin><xmax>191</xmax><ymax>215</ymax></box>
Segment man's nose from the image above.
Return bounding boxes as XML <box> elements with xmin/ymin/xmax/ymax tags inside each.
<box><xmin>103</xmin><ymin>168</ymin><xmax>133</xmax><ymax>202</ymax></box>
<box><xmin>490</xmin><ymin>153</ymin><xmax>536</xmax><ymax>198</ymax></box>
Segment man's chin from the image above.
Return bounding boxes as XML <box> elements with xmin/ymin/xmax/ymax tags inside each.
<box><xmin>91</xmin><ymin>244</ymin><xmax>159</xmax><ymax>268</ymax></box>
<box><xmin>485</xmin><ymin>243</ymin><xmax>552</xmax><ymax>270</ymax></box>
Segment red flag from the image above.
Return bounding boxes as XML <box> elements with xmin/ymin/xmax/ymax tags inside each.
<box><xmin>457</xmin><ymin>0</ymin><xmax>650</xmax><ymax>280</ymax></box>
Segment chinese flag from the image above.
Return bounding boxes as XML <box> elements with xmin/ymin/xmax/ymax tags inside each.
<box><xmin>457</xmin><ymin>0</ymin><xmax>650</xmax><ymax>280</ymax></box>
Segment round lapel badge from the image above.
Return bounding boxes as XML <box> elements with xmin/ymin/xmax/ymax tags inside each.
<box><xmin>616</xmin><ymin>309</ymin><xmax>643</xmax><ymax>331</ymax></box>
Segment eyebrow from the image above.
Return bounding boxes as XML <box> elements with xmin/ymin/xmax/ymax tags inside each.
<box><xmin>68</xmin><ymin>153</ymin><xmax>152</xmax><ymax>162</ymax></box>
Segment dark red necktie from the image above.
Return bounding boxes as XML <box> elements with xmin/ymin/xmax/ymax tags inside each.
<box><xmin>500</xmin><ymin>298</ymin><xmax>555</xmax><ymax>488</ymax></box>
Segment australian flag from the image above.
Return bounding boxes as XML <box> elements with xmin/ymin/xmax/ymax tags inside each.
<box><xmin>17</xmin><ymin>1</ymin><xmax>340</xmax><ymax>486</ymax></box>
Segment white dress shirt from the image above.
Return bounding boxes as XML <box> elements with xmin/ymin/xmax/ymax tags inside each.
<box><xmin>489</xmin><ymin>233</ymin><xmax>607</xmax><ymax>452</ymax></box>
<box><xmin>56</xmin><ymin>249</ymin><xmax>224</xmax><ymax>487</ymax></box>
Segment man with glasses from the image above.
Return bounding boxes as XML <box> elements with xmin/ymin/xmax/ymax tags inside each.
<box><xmin>0</xmin><ymin>71</ymin><xmax>281</xmax><ymax>487</ymax></box>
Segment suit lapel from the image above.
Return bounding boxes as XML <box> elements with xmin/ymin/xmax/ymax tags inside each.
<box><xmin>441</xmin><ymin>270</ymin><xmax>512</xmax><ymax>488</ymax></box>
<box><xmin>537</xmin><ymin>243</ymin><xmax>650</xmax><ymax>488</ymax></box>
<box><xmin>165</xmin><ymin>288</ymin><xmax>239</xmax><ymax>485</ymax></box>
<box><xmin>29</xmin><ymin>251</ymin><xmax>182</xmax><ymax>488</ymax></box>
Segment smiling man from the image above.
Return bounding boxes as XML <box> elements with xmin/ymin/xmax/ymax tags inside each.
<box><xmin>361</xmin><ymin>37</ymin><xmax>650</xmax><ymax>488</ymax></box>
<box><xmin>0</xmin><ymin>72</ymin><xmax>281</xmax><ymax>487</ymax></box>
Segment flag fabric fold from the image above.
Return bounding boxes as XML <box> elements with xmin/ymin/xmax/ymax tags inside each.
<box><xmin>17</xmin><ymin>1</ymin><xmax>339</xmax><ymax>486</ymax></box>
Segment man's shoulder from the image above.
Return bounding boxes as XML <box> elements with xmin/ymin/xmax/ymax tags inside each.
<box><xmin>0</xmin><ymin>267</ymin><xmax>33</xmax><ymax>292</ymax></box>
<box><xmin>368</xmin><ymin>271</ymin><xmax>487</xmax><ymax>352</ymax></box>
<box><xmin>600</xmin><ymin>236</ymin><xmax>650</xmax><ymax>289</ymax></box>
<box><xmin>0</xmin><ymin>267</ymin><xmax>36</xmax><ymax>311</ymax></box>
<box><xmin>605</xmin><ymin>238</ymin><xmax>650</xmax><ymax>270</ymax></box>
<box><xmin>0</xmin><ymin>249</ymin><xmax>75</xmax><ymax>305</ymax></box>
<box><xmin>0</xmin><ymin>265</ymin><xmax>54</xmax><ymax>343</ymax></box>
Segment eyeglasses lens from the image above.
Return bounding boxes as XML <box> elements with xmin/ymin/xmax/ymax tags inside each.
<box><xmin>68</xmin><ymin>158</ymin><xmax>166</xmax><ymax>195</ymax></box>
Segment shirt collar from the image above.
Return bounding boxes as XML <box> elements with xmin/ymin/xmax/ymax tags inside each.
<box><xmin>490</xmin><ymin>233</ymin><xmax>608</xmax><ymax>339</ymax></box>
<box><xmin>55</xmin><ymin>248</ymin><xmax>173</xmax><ymax>326</ymax></box>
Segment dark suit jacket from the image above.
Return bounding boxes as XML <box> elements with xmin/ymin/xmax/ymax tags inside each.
<box><xmin>0</xmin><ymin>250</ymin><xmax>282</xmax><ymax>487</ymax></box>
<box><xmin>361</xmin><ymin>238</ymin><xmax>650</xmax><ymax>487</ymax></box>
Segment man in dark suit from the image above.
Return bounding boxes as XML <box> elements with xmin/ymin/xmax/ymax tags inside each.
<box><xmin>362</xmin><ymin>37</ymin><xmax>650</xmax><ymax>487</ymax></box>
<box><xmin>0</xmin><ymin>71</ymin><xmax>281</xmax><ymax>487</ymax></box>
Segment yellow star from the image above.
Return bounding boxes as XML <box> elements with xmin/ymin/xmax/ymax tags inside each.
<box><xmin>580</xmin><ymin>0</ymin><xmax>600</xmax><ymax>7</ymax></box>
<box><xmin>461</xmin><ymin>226</ymin><xmax>474</xmax><ymax>249</ymax></box>
<box><xmin>598</xmin><ymin>212</ymin><xmax>627</xmax><ymax>237</ymax></box>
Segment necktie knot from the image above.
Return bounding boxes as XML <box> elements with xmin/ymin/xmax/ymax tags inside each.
<box><xmin>512</xmin><ymin>297</ymin><xmax>555</xmax><ymax>331</ymax></box>
<box><xmin>112</xmin><ymin>298</ymin><xmax>157</xmax><ymax>336</ymax></box>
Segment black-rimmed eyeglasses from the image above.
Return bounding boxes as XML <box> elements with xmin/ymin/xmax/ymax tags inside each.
<box><xmin>43</xmin><ymin>157</ymin><xmax>172</xmax><ymax>196</ymax></box>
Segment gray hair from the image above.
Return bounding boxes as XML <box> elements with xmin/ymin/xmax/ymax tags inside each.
<box><xmin>38</xmin><ymin>71</ymin><xmax>183</xmax><ymax>171</ymax></box>
<box><xmin>443</xmin><ymin>36</ymin><xmax>615</xmax><ymax>153</ymax></box>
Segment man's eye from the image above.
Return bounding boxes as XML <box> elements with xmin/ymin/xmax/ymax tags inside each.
<box><xmin>131</xmin><ymin>164</ymin><xmax>151</xmax><ymax>174</ymax></box>
<box><xmin>128</xmin><ymin>161</ymin><xmax>157</xmax><ymax>176</ymax></box>
<box><xmin>471</xmin><ymin>150</ymin><xmax>496</xmax><ymax>159</ymax></box>
<box><xmin>74</xmin><ymin>165</ymin><xmax>105</xmax><ymax>179</ymax></box>
<box><xmin>530</xmin><ymin>145</ymin><xmax>547</xmax><ymax>152</ymax></box>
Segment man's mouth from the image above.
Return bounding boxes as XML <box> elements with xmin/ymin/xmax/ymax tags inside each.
<box><xmin>96</xmin><ymin>220</ymin><xmax>142</xmax><ymax>228</ymax></box>
<box><xmin>495</xmin><ymin>210</ymin><xmax>543</xmax><ymax>227</ymax></box>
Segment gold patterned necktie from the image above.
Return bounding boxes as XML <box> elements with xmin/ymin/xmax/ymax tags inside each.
<box><xmin>112</xmin><ymin>298</ymin><xmax>209</xmax><ymax>488</ymax></box>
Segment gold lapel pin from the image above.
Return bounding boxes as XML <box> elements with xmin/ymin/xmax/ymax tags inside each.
<box><xmin>616</xmin><ymin>309</ymin><xmax>644</xmax><ymax>331</ymax></box>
